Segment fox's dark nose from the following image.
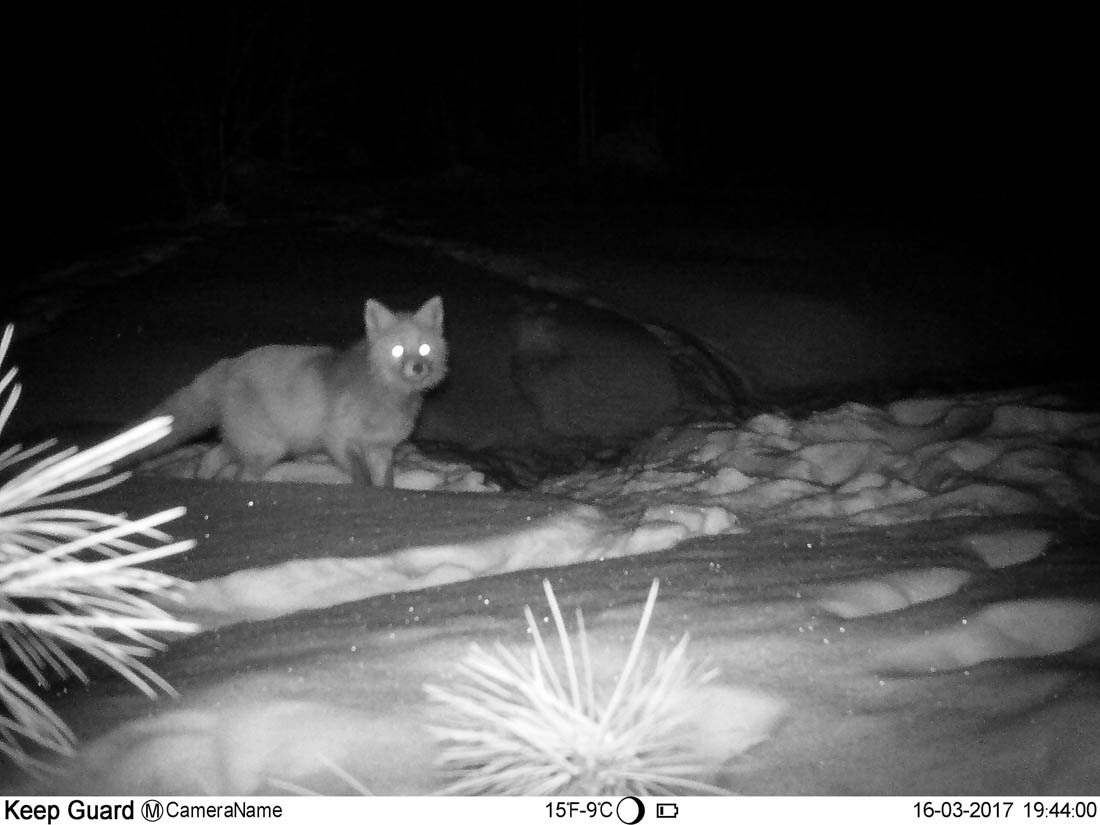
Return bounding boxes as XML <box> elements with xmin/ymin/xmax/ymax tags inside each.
<box><xmin>404</xmin><ymin>358</ymin><xmax>429</xmax><ymax>380</ymax></box>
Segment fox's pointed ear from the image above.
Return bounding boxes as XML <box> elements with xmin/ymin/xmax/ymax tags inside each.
<box><xmin>364</xmin><ymin>299</ymin><xmax>397</xmax><ymax>337</ymax></box>
<box><xmin>415</xmin><ymin>296</ymin><xmax>444</xmax><ymax>330</ymax></box>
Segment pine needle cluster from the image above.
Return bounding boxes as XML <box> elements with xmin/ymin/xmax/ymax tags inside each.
<box><xmin>0</xmin><ymin>324</ymin><xmax>197</xmax><ymax>771</ymax></box>
<box><xmin>426</xmin><ymin>578</ymin><xmax>723</xmax><ymax>794</ymax></box>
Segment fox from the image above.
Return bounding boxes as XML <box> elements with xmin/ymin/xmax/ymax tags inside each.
<box><xmin>132</xmin><ymin>296</ymin><xmax>447</xmax><ymax>487</ymax></box>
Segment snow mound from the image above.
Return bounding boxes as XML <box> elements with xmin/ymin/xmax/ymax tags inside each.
<box><xmin>877</xmin><ymin>598</ymin><xmax>1100</xmax><ymax>672</ymax></box>
<box><xmin>182</xmin><ymin>502</ymin><xmax>740</xmax><ymax>625</ymax></box>
<box><xmin>812</xmin><ymin>567</ymin><xmax>975</xmax><ymax>618</ymax></box>
<box><xmin>36</xmin><ymin>698</ymin><xmax>424</xmax><ymax>796</ymax></box>
<box><xmin>965</xmin><ymin>528</ymin><xmax>1052</xmax><ymax>568</ymax></box>
<box><xmin>541</xmin><ymin>389</ymin><xmax>1100</xmax><ymax>526</ymax></box>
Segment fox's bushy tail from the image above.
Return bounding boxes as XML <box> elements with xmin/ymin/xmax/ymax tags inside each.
<box><xmin>120</xmin><ymin>360</ymin><xmax>231</xmax><ymax>469</ymax></box>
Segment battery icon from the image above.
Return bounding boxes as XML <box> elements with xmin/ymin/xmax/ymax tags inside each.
<box><xmin>656</xmin><ymin>803</ymin><xmax>679</xmax><ymax>818</ymax></box>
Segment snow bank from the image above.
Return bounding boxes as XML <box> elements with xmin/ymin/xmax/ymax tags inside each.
<box><xmin>11</xmin><ymin>387</ymin><xmax>1099</xmax><ymax>796</ymax></box>
<box><xmin>155</xmin><ymin>388</ymin><xmax>1097</xmax><ymax>627</ymax></box>
<box><xmin>541</xmin><ymin>389</ymin><xmax>1100</xmax><ymax>526</ymax></box>
<box><xmin>182</xmin><ymin>502</ymin><xmax>739</xmax><ymax>625</ymax></box>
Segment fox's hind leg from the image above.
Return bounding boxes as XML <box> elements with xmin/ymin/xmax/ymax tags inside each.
<box><xmin>220</xmin><ymin>421</ymin><xmax>288</xmax><ymax>481</ymax></box>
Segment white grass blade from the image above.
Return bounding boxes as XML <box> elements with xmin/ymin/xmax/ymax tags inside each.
<box><xmin>541</xmin><ymin>579</ymin><xmax>581</xmax><ymax>711</ymax></box>
<box><xmin>599</xmin><ymin>578</ymin><xmax>660</xmax><ymax>727</ymax></box>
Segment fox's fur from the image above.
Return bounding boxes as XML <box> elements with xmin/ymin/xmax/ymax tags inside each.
<box><xmin>135</xmin><ymin>296</ymin><xmax>447</xmax><ymax>487</ymax></box>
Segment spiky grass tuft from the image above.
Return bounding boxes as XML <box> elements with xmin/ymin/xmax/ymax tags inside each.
<box><xmin>425</xmin><ymin>577</ymin><xmax>724</xmax><ymax>795</ymax></box>
<box><xmin>0</xmin><ymin>323</ymin><xmax>199</xmax><ymax>772</ymax></box>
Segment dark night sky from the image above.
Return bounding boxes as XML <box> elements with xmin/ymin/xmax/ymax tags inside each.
<box><xmin>19</xmin><ymin>5</ymin><xmax>1088</xmax><ymax>261</ymax></box>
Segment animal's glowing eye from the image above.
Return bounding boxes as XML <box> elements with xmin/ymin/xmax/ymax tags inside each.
<box><xmin>391</xmin><ymin>345</ymin><xmax>404</xmax><ymax>359</ymax></box>
<box><xmin>418</xmin><ymin>343</ymin><xmax>431</xmax><ymax>357</ymax></box>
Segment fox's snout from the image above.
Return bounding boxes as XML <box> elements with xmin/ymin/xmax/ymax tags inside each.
<box><xmin>400</xmin><ymin>353</ymin><xmax>441</xmax><ymax>383</ymax></box>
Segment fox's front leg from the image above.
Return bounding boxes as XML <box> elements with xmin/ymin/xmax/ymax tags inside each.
<box><xmin>344</xmin><ymin>443</ymin><xmax>395</xmax><ymax>487</ymax></box>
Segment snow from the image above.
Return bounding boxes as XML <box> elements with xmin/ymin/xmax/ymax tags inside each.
<box><xmin>4</xmin><ymin>218</ymin><xmax>1098</xmax><ymax>795</ymax></box>
<box><xmin>6</xmin><ymin>382</ymin><xmax>1095</xmax><ymax>795</ymax></box>
<box><xmin>179</xmin><ymin>503</ymin><xmax>736</xmax><ymax>624</ymax></box>
<box><xmin>124</xmin><ymin>386</ymin><xmax>1094</xmax><ymax>630</ymax></box>
<box><xmin>541</xmin><ymin>390</ymin><xmax>1100</xmax><ymax>525</ymax></box>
